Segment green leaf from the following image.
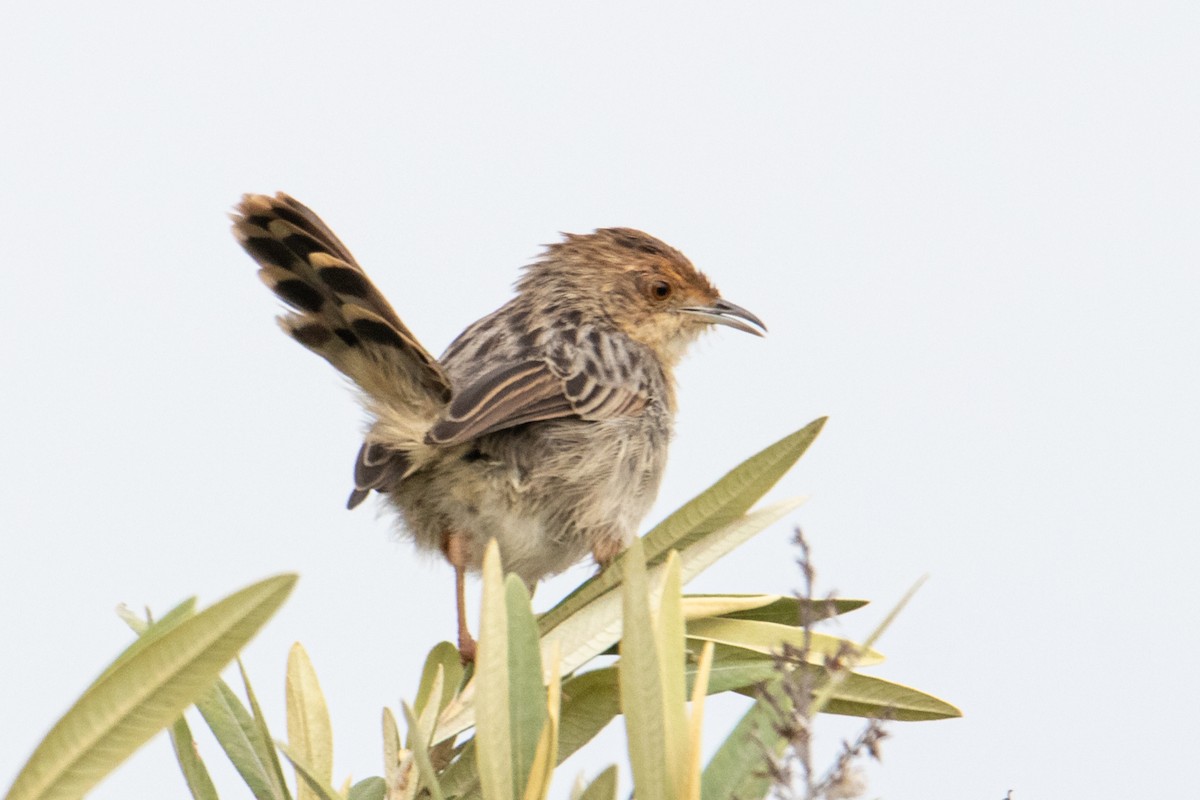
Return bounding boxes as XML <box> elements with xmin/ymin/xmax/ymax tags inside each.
<box><xmin>816</xmin><ymin>671</ymin><xmax>961</xmax><ymax>721</ymax></box>
<box><xmin>435</xmin><ymin>500</ymin><xmax>803</xmax><ymax>747</ymax></box>
<box><xmin>553</xmin><ymin>647</ymin><xmax>776</xmax><ymax>768</ymax></box>
<box><xmin>196</xmin><ymin>681</ymin><xmax>288</xmax><ymax>800</ymax></box>
<box><xmin>572</xmin><ymin>766</ymin><xmax>617</xmax><ymax>800</ymax></box>
<box><xmin>237</xmin><ymin>660</ymin><xmax>293</xmax><ymax>800</ymax></box>
<box><xmin>645</xmin><ymin>418</ymin><xmax>826</xmax><ymax>558</ymax></box>
<box><xmin>680</xmin><ymin>594</ymin><xmax>782</xmax><ymax>620</ymax></box>
<box><xmin>380</xmin><ymin>707</ymin><xmax>404</xmax><ymax>797</ymax></box>
<box><xmin>100</xmin><ymin>598</ymin><xmax>197</xmax><ymax>688</ymax></box>
<box><xmin>414</xmin><ymin>643</ymin><xmax>464</xmax><ymax>719</ymax></box>
<box><xmin>475</xmin><ymin>542</ymin><xmax>514</xmax><ymax>800</ymax></box>
<box><xmin>619</xmin><ymin>538</ymin><xmax>668</xmax><ymax>800</ymax></box>
<box><xmin>555</xmin><ymin>670</ymin><xmax>621</xmax><ymax>767</ymax></box>
<box><xmin>538</xmin><ymin>419</ymin><xmax>826</xmax><ymax>634</ymax></box>
<box><xmin>169</xmin><ymin>715</ymin><xmax>219</xmax><ymax>800</ymax></box>
<box><xmin>504</xmin><ymin>575</ymin><xmax>547</xmax><ymax>800</ymax></box>
<box><xmin>347</xmin><ymin>777</ymin><xmax>385</xmax><ymax>800</ymax></box>
<box><xmin>275</xmin><ymin>743</ymin><xmax>343</xmax><ymax>800</ymax></box>
<box><xmin>698</xmin><ymin>595</ymin><xmax>868</xmax><ymax>626</ymax></box>
<box><xmin>732</xmin><ymin>670</ymin><xmax>961</xmax><ymax>721</ymax></box>
<box><xmin>704</xmin><ymin>661</ymin><xmax>962</xmax><ymax>800</ymax></box>
<box><xmin>401</xmin><ymin>702</ymin><xmax>446</xmax><ymax>800</ymax></box>
<box><xmin>699</xmin><ymin>646</ymin><xmax>782</xmax><ymax>695</ymax></box>
<box><xmin>655</xmin><ymin>555</ymin><xmax>688</xmax><ymax>797</ymax></box>
<box><xmin>436</xmin><ymin>739</ymin><xmax>479</xmax><ymax>800</ymax></box>
<box><xmin>674</xmin><ymin>500</ymin><xmax>805</xmax><ymax>587</ymax></box>
<box><xmin>809</xmin><ymin>575</ymin><xmax>927</xmax><ymax>715</ymax></box>
<box><xmin>5</xmin><ymin>574</ymin><xmax>295</xmax><ymax>800</ymax></box>
<box><xmin>685</xmin><ymin>618</ymin><xmax>883</xmax><ymax>665</ymax></box>
<box><xmin>700</xmin><ymin>693</ymin><xmax>777</xmax><ymax>800</ymax></box>
<box><xmin>706</xmin><ymin>631</ymin><xmax>960</xmax><ymax>721</ymax></box>
<box><xmin>683</xmin><ymin>641</ymin><xmax>716</xmax><ymax>800</ymax></box>
<box><xmin>538</xmin><ymin>499</ymin><xmax>803</xmax><ymax>682</ymax></box>
<box><xmin>415</xmin><ymin>667</ymin><xmax>444</xmax><ymax>764</ymax></box>
<box><xmin>474</xmin><ymin>543</ymin><xmax>547</xmax><ymax>800</ymax></box>
<box><xmin>286</xmin><ymin>643</ymin><xmax>333</xmax><ymax>800</ymax></box>
<box><xmin>606</xmin><ymin>594</ymin><xmax>865</xmax><ymax>655</ymax></box>
<box><xmin>555</xmin><ymin>637</ymin><xmax>955</xmax><ymax>777</ymax></box>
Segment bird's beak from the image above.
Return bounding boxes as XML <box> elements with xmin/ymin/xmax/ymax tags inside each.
<box><xmin>680</xmin><ymin>298</ymin><xmax>767</xmax><ymax>337</ymax></box>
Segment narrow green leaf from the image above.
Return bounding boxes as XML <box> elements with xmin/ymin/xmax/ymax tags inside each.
<box><xmin>99</xmin><ymin>598</ymin><xmax>198</xmax><ymax>688</ymax></box>
<box><xmin>380</xmin><ymin>707</ymin><xmax>404</xmax><ymax>797</ymax></box>
<box><xmin>454</xmin><ymin>569</ymin><xmax>550</xmax><ymax>800</ymax></box>
<box><xmin>475</xmin><ymin>541</ymin><xmax>513</xmax><ymax>800</ymax></box>
<box><xmin>554</xmin><ymin>638</ymin><xmax>949</xmax><ymax>776</ymax></box>
<box><xmin>414</xmin><ymin>643</ymin><xmax>463</xmax><ymax>719</ymax></box>
<box><xmin>539</xmin><ymin>499</ymin><xmax>803</xmax><ymax>682</ymax></box>
<box><xmin>115</xmin><ymin>604</ymin><xmax>149</xmax><ymax>632</ymax></box>
<box><xmin>584</xmin><ymin>593</ymin><xmax>862</xmax><ymax>640</ymax></box>
<box><xmin>401</xmin><ymin>703</ymin><xmax>446</xmax><ymax>800</ymax></box>
<box><xmin>700</xmin><ymin>693</ymin><xmax>777</xmax><ymax>800</ymax></box>
<box><xmin>196</xmin><ymin>681</ymin><xmax>288</xmax><ymax>800</ymax></box>
<box><xmin>675</xmin><ymin>499</ymin><xmax>805</xmax><ymax>587</ymax></box>
<box><xmin>275</xmin><ymin>743</ymin><xmax>342</xmax><ymax>800</ymax></box>
<box><xmin>680</xmin><ymin>594</ymin><xmax>783</xmax><ymax>621</ymax></box>
<box><xmin>135</xmin><ymin>613</ymin><xmax>287</xmax><ymax>800</ymax></box>
<box><xmin>553</xmin><ymin>647</ymin><xmax>776</xmax><ymax>768</ymax></box>
<box><xmin>539</xmin><ymin>419</ymin><xmax>826</xmax><ymax>634</ymax></box>
<box><xmin>619</xmin><ymin>538</ymin><xmax>668</xmax><ymax>800</ymax></box>
<box><xmin>573</xmin><ymin>766</ymin><xmax>617</xmax><ymax>800</ymax></box>
<box><xmin>435</xmin><ymin>739</ymin><xmax>479</xmax><ymax>800</ymax></box>
<box><xmin>685</xmin><ymin>618</ymin><xmax>882</xmax><ymax>665</ymax></box>
<box><xmin>701</xmin><ymin>596</ymin><xmax>868</xmax><ymax>626</ymax></box>
<box><xmin>683</xmin><ymin>642</ymin><xmax>716</xmax><ymax>800</ymax></box>
<box><xmin>286</xmin><ymin>643</ymin><xmax>333</xmax><ymax>800</ymax></box>
<box><xmin>522</xmin><ymin>645</ymin><xmax>560</xmax><ymax>800</ymax></box>
<box><xmin>434</xmin><ymin>500</ymin><xmax>803</xmax><ymax>747</ymax></box>
<box><xmin>347</xmin><ymin>777</ymin><xmax>385</xmax><ymax>800</ymax></box>
<box><xmin>645</xmin><ymin>418</ymin><xmax>826</xmax><ymax>558</ymax></box>
<box><xmin>5</xmin><ymin>574</ymin><xmax>295</xmax><ymax>800</ymax></box>
<box><xmin>705</xmin><ymin>661</ymin><xmax>961</xmax><ymax>800</ymax></box>
<box><xmin>817</xmin><ymin>672</ymin><xmax>961</xmax><ymax>721</ymax></box>
<box><xmin>731</xmin><ymin>670</ymin><xmax>961</xmax><ymax>721</ymax></box>
<box><xmin>810</xmin><ymin>576</ymin><xmax>927</xmax><ymax>715</ymax></box>
<box><xmin>698</xmin><ymin>646</ymin><xmax>780</xmax><ymax>695</ymax></box>
<box><xmin>169</xmin><ymin>715</ymin><xmax>219</xmax><ymax>800</ymax></box>
<box><xmin>237</xmin><ymin>660</ymin><xmax>293</xmax><ymax>800</ymax></box>
<box><xmin>555</xmin><ymin>670</ymin><xmax>621</xmax><ymax>767</ymax></box>
<box><xmin>415</xmin><ymin>667</ymin><xmax>444</xmax><ymax>757</ymax></box>
<box><xmin>655</xmin><ymin>553</ymin><xmax>688</xmax><ymax>799</ymax></box>
<box><xmin>504</xmin><ymin>575</ymin><xmax>547</xmax><ymax>800</ymax></box>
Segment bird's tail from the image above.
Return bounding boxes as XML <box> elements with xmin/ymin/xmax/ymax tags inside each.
<box><xmin>232</xmin><ymin>192</ymin><xmax>451</xmax><ymax>417</ymax></box>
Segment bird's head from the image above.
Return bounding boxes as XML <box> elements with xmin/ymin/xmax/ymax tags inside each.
<box><xmin>521</xmin><ymin>227</ymin><xmax>765</xmax><ymax>364</ymax></box>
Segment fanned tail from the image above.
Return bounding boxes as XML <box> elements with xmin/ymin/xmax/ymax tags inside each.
<box><xmin>232</xmin><ymin>192</ymin><xmax>448</xmax><ymax>506</ymax></box>
<box><xmin>232</xmin><ymin>192</ymin><xmax>451</xmax><ymax>411</ymax></box>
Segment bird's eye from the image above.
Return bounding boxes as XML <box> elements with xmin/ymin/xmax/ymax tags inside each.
<box><xmin>650</xmin><ymin>280</ymin><xmax>672</xmax><ymax>300</ymax></box>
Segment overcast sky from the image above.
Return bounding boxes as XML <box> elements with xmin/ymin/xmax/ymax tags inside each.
<box><xmin>2</xmin><ymin>3</ymin><xmax>1197</xmax><ymax>798</ymax></box>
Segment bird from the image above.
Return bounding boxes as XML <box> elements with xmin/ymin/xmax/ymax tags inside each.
<box><xmin>231</xmin><ymin>192</ymin><xmax>765</xmax><ymax>660</ymax></box>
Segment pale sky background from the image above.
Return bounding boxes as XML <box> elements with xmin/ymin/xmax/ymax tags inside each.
<box><xmin>2</xmin><ymin>3</ymin><xmax>1198</xmax><ymax>798</ymax></box>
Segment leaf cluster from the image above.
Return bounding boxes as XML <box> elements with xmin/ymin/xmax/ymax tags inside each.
<box><xmin>3</xmin><ymin>418</ymin><xmax>960</xmax><ymax>800</ymax></box>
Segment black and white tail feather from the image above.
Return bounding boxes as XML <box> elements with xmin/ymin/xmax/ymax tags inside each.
<box><xmin>231</xmin><ymin>193</ymin><xmax>447</xmax><ymax>508</ymax></box>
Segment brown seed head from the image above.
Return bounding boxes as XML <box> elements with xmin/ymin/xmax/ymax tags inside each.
<box><xmin>518</xmin><ymin>227</ymin><xmax>761</xmax><ymax>365</ymax></box>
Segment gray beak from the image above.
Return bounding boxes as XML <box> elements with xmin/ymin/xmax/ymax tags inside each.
<box><xmin>680</xmin><ymin>298</ymin><xmax>767</xmax><ymax>337</ymax></box>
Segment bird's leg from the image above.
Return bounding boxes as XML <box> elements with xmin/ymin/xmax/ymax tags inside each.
<box><xmin>455</xmin><ymin>564</ymin><xmax>476</xmax><ymax>663</ymax></box>
<box><xmin>443</xmin><ymin>531</ymin><xmax>476</xmax><ymax>663</ymax></box>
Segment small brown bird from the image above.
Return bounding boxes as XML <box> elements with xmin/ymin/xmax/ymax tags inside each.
<box><xmin>232</xmin><ymin>193</ymin><xmax>764</xmax><ymax>659</ymax></box>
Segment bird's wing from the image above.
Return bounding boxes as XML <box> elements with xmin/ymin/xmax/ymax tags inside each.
<box><xmin>425</xmin><ymin>349</ymin><xmax>650</xmax><ymax>447</ymax></box>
